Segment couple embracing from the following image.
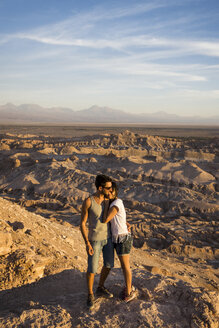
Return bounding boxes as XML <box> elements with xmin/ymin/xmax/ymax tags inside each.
<box><xmin>80</xmin><ymin>174</ymin><xmax>137</xmax><ymax>308</ymax></box>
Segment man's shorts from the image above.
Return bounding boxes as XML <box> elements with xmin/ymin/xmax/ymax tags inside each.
<box><xmin>87</xmin><ymin>237</ymin><xmax>114</xmax><ymax>274</ymax></box>
<box><xmin>114</xmin><ymin>234</ymin><xmax>133</xmax><ymax>256</ymax></box>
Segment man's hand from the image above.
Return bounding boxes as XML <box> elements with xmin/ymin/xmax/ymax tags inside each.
<box><xmin>86</xmin><ymin>242</ymin><xmax>94</xmax><ymax>256</ymax></box>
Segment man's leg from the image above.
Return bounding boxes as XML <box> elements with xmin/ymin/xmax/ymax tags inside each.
<box><xmin>98</xmin><ymin>266</ymin><xmax>111</xmax><ymax>287</ymax></box>
<box><xmin>100</xmin><ymin>237</ymin><xmax>114</xmax><ymax>286</ymax></box>
<box><xmin>96</xmin><ymin>238</ymin><xmax>114</xmax><ymax>298</ymax></box>
<box><xmin>87</xmin><ymin>272</ymin><xmax>95</xmax><ymax>295</ymax></box>
<box><xmin>87</xmin><ymin>241</ymin><xmax>101</xmax><ymax>306</ymax></box>
<box><xmin>96</xmin><ymin>266</ymin><xmax>113</xmax><ymax>298</ymax></box>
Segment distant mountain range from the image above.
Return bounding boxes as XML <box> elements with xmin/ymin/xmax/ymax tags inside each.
<box><xmin>0</xmin><ymin>103</ymin><xmax>218</xmax><ymax>125</ymax></box>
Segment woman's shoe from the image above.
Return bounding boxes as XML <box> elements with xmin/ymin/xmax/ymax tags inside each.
<box><xmin>124</xmin><ymin>286</ymin><xmax>137</xmax><ymax>303</ymax></box>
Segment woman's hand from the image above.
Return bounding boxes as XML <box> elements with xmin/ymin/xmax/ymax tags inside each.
<box><xmin>126</xmin><ymin>222</ymin><xmax>131</xmax><ymax>232</ymax></box>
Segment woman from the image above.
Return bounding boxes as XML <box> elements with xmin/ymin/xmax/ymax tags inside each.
<box><xmin>103</xmin><ymin>181</ymin><xmax>137</xmax><ymax>303</ymax></box>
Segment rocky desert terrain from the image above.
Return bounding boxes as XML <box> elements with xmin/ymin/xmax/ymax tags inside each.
<box><xmin>0</xmin><ymin>126</ymin><xmax>218</xmax><ymax>328</ymax></box>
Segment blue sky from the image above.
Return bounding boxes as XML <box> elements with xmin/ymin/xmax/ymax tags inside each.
<box><xmin>0</xmin><ymin>0</ymin><xmax>219</xmax><ymax>116</ymax></box>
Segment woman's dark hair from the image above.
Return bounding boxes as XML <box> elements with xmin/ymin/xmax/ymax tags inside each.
<box><xmin>95</xmin><ymin>174</ymin><xmax>112</xmax><ymax>189</ymax></box>
<box><xmin>111</xmin><ymin>181</ymin><xmax>118</xmax><ymax>199</ymax></box>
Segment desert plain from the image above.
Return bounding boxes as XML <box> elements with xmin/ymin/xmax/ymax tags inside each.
<box><xmin>0</xmin><ymin>124</ymin><xmax>218</xmax><ymax>328</ymax></box>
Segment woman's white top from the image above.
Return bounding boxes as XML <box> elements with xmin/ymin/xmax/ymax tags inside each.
<box><xmin>110</xmin><ymin>198</ymin><xmax>129</xmax><ymax>243</ymax></box>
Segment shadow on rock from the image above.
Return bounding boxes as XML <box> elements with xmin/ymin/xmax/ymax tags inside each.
<box><xmin>0</xmin><ymin>269</ymin><xmax>87</xmax><ymax>315</ymax></box>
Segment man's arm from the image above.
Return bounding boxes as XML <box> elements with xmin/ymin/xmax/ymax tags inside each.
<box><xmin>80</xmin><ymin>197</ymin><xmax>94</xmax><ymax>256</ymax></box>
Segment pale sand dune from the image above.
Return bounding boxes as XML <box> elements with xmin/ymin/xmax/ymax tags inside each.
<box><xmin>0</xmin><ymin>128</ymin><xmax>218</xmax><ymax>327</ymax></box>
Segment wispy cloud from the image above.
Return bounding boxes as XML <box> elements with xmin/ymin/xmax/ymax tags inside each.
<box><xmin>182</xmin><ymin>89</ymin><xmax>219</xmax><ymax>99</ymax></box>
<box><xmin>2</xmin><ymin>0</ymin><xmax>219</xmax><ymax>61</ymax></box>
<box><xmin>0</xmin><ymin>0</ymin><xmax>218</xmax><ymax>115</ymax></box>
<box><xmin>8</xmin><ymin>31</ymin><xmax>219</xmax><ymax>61</ymax></box>
<box><xmin>189</xmin><ymin>41</ymin><xmax>219</xmax><ymax>57</ymax></box>
<box><xmin>98</xmin><ymin>1</ymin><xmax>171</xmax><ymax>20</ymax></box>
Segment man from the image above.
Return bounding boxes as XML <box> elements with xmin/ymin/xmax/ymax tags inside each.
<box><xmin>80</xmin><ymin>174</ymin><xmax>114</xmax><ymax>308</ymax></box>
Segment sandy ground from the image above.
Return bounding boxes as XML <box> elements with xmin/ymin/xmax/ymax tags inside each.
<box><xmin>0</xmin><ymin>126</ymin><xmax>218</xmax><ymax>327</ymax></box>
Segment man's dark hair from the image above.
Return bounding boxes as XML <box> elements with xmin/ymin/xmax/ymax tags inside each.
<box><xmin>95</xmin><ymin>174</ymin><xmax>112</xmax><ymax>189</ymax></box>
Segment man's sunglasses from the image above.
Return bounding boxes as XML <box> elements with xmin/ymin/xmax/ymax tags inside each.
<box><xmin>102</xmin><ymin>186</ymin><xmax>112</xmax><ymax>190</ymax></box>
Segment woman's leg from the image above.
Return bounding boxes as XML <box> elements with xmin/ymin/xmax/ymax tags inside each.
<box><xmin>118</xmin><ymin>254</ymin><xmax>132</xmax><ymax>296</ymax></box>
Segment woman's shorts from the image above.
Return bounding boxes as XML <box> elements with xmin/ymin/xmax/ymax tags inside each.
<box><xmin>114</xmin><ymin>234</ymin><xmax>133</xmax><ymax>256</ymax></box>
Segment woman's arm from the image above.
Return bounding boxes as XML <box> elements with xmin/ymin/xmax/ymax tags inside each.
<box><xmin>103</xmin><ymin>205</ymin><xmax>119</xmax><ymax>223</ymax></box>
<box><xmin>103</xmin><ymin>199</ymin><xmax>110</xmax><ymax>222</ymax></box>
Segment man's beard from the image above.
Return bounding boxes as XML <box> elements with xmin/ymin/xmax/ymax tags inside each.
<box><xmin>102</xmin><ymin>191</ymin><xmax>110</xmax><ymax>198</ymax></box>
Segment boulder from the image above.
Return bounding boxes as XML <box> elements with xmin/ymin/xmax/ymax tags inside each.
<box><xmin>0</xmin><ymin>232</ymin><xmax>13</xmax><ymax>256</ymax></box>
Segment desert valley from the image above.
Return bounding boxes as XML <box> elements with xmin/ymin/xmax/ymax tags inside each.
<box><xmin>0</xmin><ymin>125</ymin><xmax>218</xmax><ymax>328</ymax></box>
